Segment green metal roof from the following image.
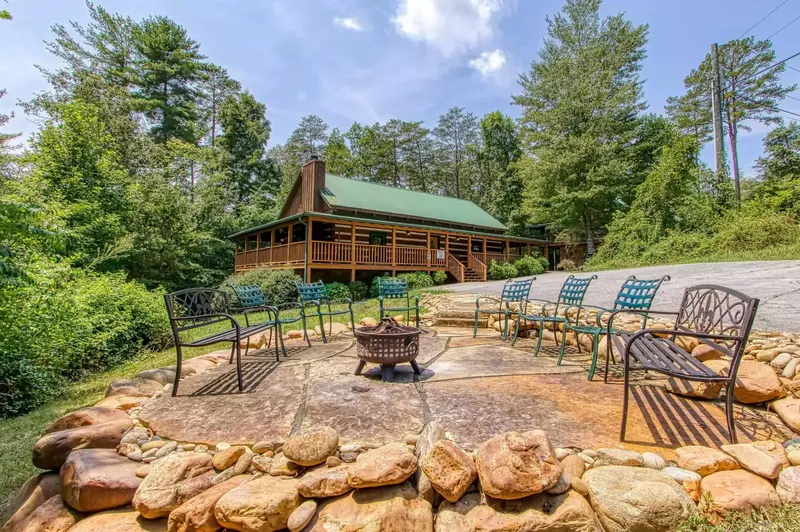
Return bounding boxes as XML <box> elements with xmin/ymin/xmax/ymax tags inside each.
<box><xmin>228</xmin><ymin>212</ymin><xmax>548</xmax><ymax>244</ymax></box>
<box><xmin>319</xmin><ymin>174</ymin><xmax>507</xmax><ymax>231</ymax></box>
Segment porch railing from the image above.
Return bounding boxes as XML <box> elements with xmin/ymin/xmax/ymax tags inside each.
<box><xmin>447</xmin><ymin>253</ymin><xmax>465</xmax><ymax>283</ymax></box>
<box><xmin>311</xmin><ymin>241</ymin><xmax>351</xmax><ymax>263</ymax></box>
<box><xmin>235</xmin><ymin>242</ymin><xmax>305</xmax><ymax>269</ymax></box>
<box><xmin>468</xmin><ymin>253</ymin><xmax>487</xmax><ymax>281</ymax></box>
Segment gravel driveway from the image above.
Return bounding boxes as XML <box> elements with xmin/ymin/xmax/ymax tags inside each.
<box><xmin>446</xmin><ymin>261</ymin><xmax>800</xmax><ymax>332</ymax></box>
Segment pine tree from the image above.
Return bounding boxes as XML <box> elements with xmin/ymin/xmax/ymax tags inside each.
<box><xmin>433</xmin><ymin>107</ymin><xmax>479</xmax><ymax>199</ymax></box>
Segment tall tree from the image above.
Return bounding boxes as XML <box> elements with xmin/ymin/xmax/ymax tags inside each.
<box><xmin>400</xmin><ymin>122</ymin><xmax>434</xmax><ymax>193</ymax></box>
<box><xmin>132</xmin><ymin>16</ymin><xmax>207</xmax><ymax>143</ymax></box>
<box><xmin>287</xmin><ymin>115</ymin><xmax>328</xmax><ymax>162</ymax></box>
<box><xmin>513</xmin><ymin>0</ymin><xmax>648</xmax><ymax>254</ymax></box>
<box><xmin>478</xmin><ymin>111</ymin><xmax>524</xmax><ymax>231</ymax></box>
<box><xmin>756</xmin><ymin>121</ymin><xmax>800</xmax><ymax>180</ymax></box>
<box><xmin>668</xmin><ymin>37</ymin><xmax>795</xmax><ymax>199</ymax></box>
<box><xmin>324</xmin><ymin>127</ymin><xmax>353</xmax><ymax>176</ymax></box>
<box><xmin>433</xmin><ymin>107</ymin><xmax>479</xmax><ymax>199</ymax></box>
<box><xmin>197</xmin><ymin>65</ymin><xmax>240</xmax><ymax>146</ymax></box>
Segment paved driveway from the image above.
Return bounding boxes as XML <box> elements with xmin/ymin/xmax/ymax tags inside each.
<box><xmin>446</xmin><ymin>261</ymin><xmax>800</xmax><ymax>332</ymax></box>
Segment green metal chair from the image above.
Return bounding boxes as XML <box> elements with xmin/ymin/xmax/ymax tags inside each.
<box><xmin>473</xmin><ymin>278</ymin><xmax>534</xmax><ymax>341</ymax></box>
<box><xmin>230</xmin><ymin>284</ymin><xmax>311</xmax><ymax>357</ymax></box>
<box><xmin>378</xmin><ymin>278</ymin><xmax>420</xmax><ymax>327</ymax></box>
<box><xmin>511</xmin><ymin>274</ymin><xmax>598</xmax><ymax>355</ymax></box>
<box><xmin>557</xmin><ymin>275</ymin><xmax>671</xmax><ymax>380</ymax></box>
<box><xmin>294</xmin><ymin>280</ymin><xmax>355</xmax><ymax>343</ymax></box>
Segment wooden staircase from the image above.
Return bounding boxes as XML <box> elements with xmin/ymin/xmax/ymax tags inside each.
<box><xmin>463</xmin><ymin>266</ymin><xmax>484</xmax><ymax>282</ymax></box>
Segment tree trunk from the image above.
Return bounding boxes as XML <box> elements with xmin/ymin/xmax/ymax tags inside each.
<box><xmin>726</xmin><ymin>122</ymin><xmax>741</xmax><ymax>204</ymax></box>
<box><xmin>583</xmin><ymin>211</ymin><xmax>595</xmax><ymax>256</ymax></box>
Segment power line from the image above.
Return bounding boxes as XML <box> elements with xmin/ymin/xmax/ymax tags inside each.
<box><xmin>736</xmin><ymin>94</ymin><xmax>800</xmax><ymax>119</ymax></box>
<box><xmin>738</xmin><ymin>0</ymin><xmax>792</xmax><ymax>38</ymax></box>
<box><xmin>767</xmin><ymin>12</ymin><xmax>800</xmax><ymax>39</ymax></box>
<box><xmin>738</xmin><ymin>51</ymin><xmax>800</xmax><ymax>83</ymax></box>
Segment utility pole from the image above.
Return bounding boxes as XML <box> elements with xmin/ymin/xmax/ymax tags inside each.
<box><xmin>710</xmin><ymin>43</ymin><xmax>727</xmax><ymax>186</ymax></box>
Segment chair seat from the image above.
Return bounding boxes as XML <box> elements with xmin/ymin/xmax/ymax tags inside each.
<box><xmin>613</xmin><ymin>333</ymin><xmax>720</xmax><ymax>379</ymax></box>
<box><xmin>185</xmin><ymin>321</ymin><xmax>275</xmax><ymax>347</ymax></box>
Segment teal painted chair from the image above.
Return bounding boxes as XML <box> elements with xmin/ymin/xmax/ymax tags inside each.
<box><xmin>294</xmin><ymin>280</ymin><xmax>355</xmax><ymax>343</ymax></box>
<box><xmin>230</xmin><ymin>284</ymin><xmax>311</xmax><ymax>356</ymax></box>
<box><xmin>378</xmin><ymin>278</ymin><xmax>420</xmax><ymax>327</ymax></box>
<box><xmin>473</xmin><ymin>278</ymin><xmax>534</xmax><ymax>341</ymax></box>
<box><xmin>557</xmin><ymin>275</ymin><xmax>671</xmax><ymax>380</ymax></box>
<box><xmin>511</xmin><ymin>274</ymin><xmax>598</xmax><ymax>355</ymax></box>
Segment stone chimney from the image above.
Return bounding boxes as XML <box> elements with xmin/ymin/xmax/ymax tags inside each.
<box><xmin>300</xmin><ymin>156</ymin><xmax>325</xmax><ymax>212</ymax></box>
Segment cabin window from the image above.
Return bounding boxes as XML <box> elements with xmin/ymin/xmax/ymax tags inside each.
<box><xmin>246</xmin><ymin>236</ymin><xmax>258</xmax><ymax>251</ymax></box>
<box><xmin>369</xmin><ymin>232</ymin><xmax>387</xmax><ymax>246</ymax></box>
<box><xmin>236</xmin><ymin>238</ymin><xmax>245</xmax><ymax>252</ymax></box>
<box><xmin>259</xmin><ymin>232</ymin><xmax>271</xmax><ymax>248</ymax></box>
<box><xmin>275</xmin><ymin>227</ymin><xmax>289</xmax><ymax>245</ymax></box>
<box><xmin>292</xmin><ymin>224</ymin><xmax>306</xmax><ymax>243</ymax></box>
<box><xmin>430</xmin><ymin>236</ymin><xmax>441</xmax><ymax>249</ymax></box>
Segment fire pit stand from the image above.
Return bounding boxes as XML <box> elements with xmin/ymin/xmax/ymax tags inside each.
<box><xmin>353</xmin><ymin>318</ymin><xmax>422</xmax><ymax>382</ymax></box>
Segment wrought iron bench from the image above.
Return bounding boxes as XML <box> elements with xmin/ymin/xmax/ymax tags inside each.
<box><xmin>378</xmin><ymin>278</ymin><xmax>420</xmax><ymax>327</ymax></box>
<box><xmin>295</xmin><ymin>280</ymin><xmax>355</xmax><ymax>343</ymax></box>
<box><xmin>557</xmin><ymin>275</ymin><xmax>671</xmax><ymax>380</ymax></box>
<box><xmin>511</xmin><ymin>274</ymin><xmax>598</xmax><ymax>356</ymax></box>
<box><xmin>616</xmin><ymin>284</ymin><xmax>759</xmax><ymax>444</ymax></box>
<box><xmin>230</xmin><ymin>284</ymin><xmax>312</xmax><ymax>356</ymax></box>
<box><xmin>164</xmin><ymin>288</ymin><xmax>278</xmax><ymax>396</ymax></box>
<box><xmin>473</xmin><ymin>278</ymin><xmax>534</xmax><ymax>341</ymax></box>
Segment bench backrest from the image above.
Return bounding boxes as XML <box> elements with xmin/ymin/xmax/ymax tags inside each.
<box><xmin>378</xmin><ymin>278</ymin><xmax>409</xmax><ymax>299</ymax></box>
<box><xmin>674</xmin><ymin>284</ymin><xmax>759</xmax><ymax>359</ymax></box>
<box><xmin>613</xmin><ymin>275</ymin><xmax>670</xmax><ymax>311</ymax></box>
<box><xmin>164</xmin><ymin>288</ymin><xmax>231</xmax><ymax>333</ymax></box>
<box><xmin>556</xmin><ymin>274</ymin><xmax>597</xmax><ymax>307</ymax></box>
<box><xmin>295</xmin><ymin>280</ymin><xmax>328</xmax><ymax>303</ymax></box>
<box><xmin>231</xmin><ymin>285</ymin><xmax>267</xmax><ymax>308</ymax></box>
<box><xmin>500</xmin><ymin>278</ymin><xmax>534</xmax><ymax>304</ymax></box>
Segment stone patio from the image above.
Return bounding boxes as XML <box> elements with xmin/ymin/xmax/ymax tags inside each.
<box><xmin>139</xmin><ymin>330</ymin><xmax>793</xmax><ymax>460</ymax></box>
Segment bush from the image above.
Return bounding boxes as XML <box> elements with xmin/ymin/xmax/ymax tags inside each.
<box><xmin>397</xmin><ymin>271</ymin><xmax>434</xmax><ymax>290</ymax></box>
<box><xmin>557</xmin><ymin>259</ymin><xmax>577</xmax><ymax>271</ymax></box>
<box><xmin>488</xmin><ymin>260</ymin><xmax>518</xmax><ymax>280</ymax></box>
<box><xmin>0</xmin><ymin>260</ymin><xmax>169</xmax><ymax>417</ymax></box>
<box><xmin>348</xmin><ymin>281</ymin><xmax>368</xmax><ymax>301</ymax></box>
<box><xmin>325</xmin><ymin>282</ymin><xmax>351</xmax><ymax>301</ymax></box>
<box><xmin>221</xmin><ymin>267</ymin><xmax>300</xmax><ymax>306</ymax></box>
<box><xmin>514</xmin><ymin>255</ymin><xmax>547</xmax><ymax>277</ymax></box>
<box><xmin>432</xmin><ymin>270</ymin><xmax>447</xmax><ymax>285</ymax></box>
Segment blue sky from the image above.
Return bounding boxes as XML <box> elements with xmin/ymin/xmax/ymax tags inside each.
<box><xmin>2</xmin><ymin>0</ymin><xmax>799</xmax><ymax>175</ymax></box>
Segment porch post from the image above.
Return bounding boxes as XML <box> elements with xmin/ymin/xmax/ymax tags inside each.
<box><xmin>505</xmin><ymin>240</ymin><xmax>509</xmax><ymax>261</ymax></box>
<box><xmin>305</xmin><ymin>219</ymin><xmax>313</xmax><ymax>282</ymax></box>
<box><xmin>391</xmin><ymin>227</ymin><xmax>396</xmax><ymax>267</ymax></box>
<box><xmin>426</xmin><ymin>230</ymin><xmax>431</xmax><ymax>268</ymax></box>
<box><xmin>350</xmin><ymin>222</ymin><xmax>356</xmax><ymax>282</ymax></box>
<box><xmin>526</xmin><ymin>243</ymin><xmax>531</xmax><ymax>256</ymax></box>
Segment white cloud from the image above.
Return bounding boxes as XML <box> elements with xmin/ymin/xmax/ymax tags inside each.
<box><xmin>469</xmin><ymin>49</ymin><xmax>506</xmax><ymax>75</ymax></box>
<box><xmin>393</xmin><ymin>0</ymin><xmax>505</xmax><ymax>56</ymax></box>
<box><xmin>333</xmin><ymin>16</ymin><xmax>363</xmax><ymax>31</ymax></box>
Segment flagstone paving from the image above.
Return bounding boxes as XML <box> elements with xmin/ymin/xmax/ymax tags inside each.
<box><xmin>138</xmin><ymin>330</ymin><xmax>793</xmax><ymax>460</ymax></box>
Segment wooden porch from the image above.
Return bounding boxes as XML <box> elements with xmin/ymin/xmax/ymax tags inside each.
<box><xmin>233</xmin><ymin>215</ymin><xmax>545</xmax><ymax>283</ymax></box>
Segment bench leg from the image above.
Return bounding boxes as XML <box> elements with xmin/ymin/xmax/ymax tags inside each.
<box><xmin>725</xmin><ymin>379</ymin><xmax>738</xmax><ymax>443</ymax></box>
<box><xmin>235</xmin><ymin>341</ymin><xmax>244</xmax><ymax>393</ymax></box>
<box><xmin>354</xmin><ymin>360</ymin><xmax>366</xmax><ymax>376</ymax></box>
<box><xmin>302</xmin><ymin>314</ymin><xmax>311</xmax><ymax>347</ymax></box>
<box><xmin>620</xmin><ymin>354</ymin><xmax>631</xmax><ymax>441</ymax></box>
<box><xmin>603</xmin><ymin>334</ymin><xmax>612</xmax><ymax>384</ymax></box>
<box><xmin>228</xmin><ymin>343</ymin><xmax>235</xmax><ymax>364</ymax></box>
<box><xmin>172</xmin><ymin>345</ymin><xmax>183</xmax><ymax>397</ymax></box>
<box><xmin>318</xmin><ymin>312</ymin><xmax>328</xmax><ymax>344</ymax></box>
<box><xmin>275</xmin><ymin>324</ymin><xmax>282</xmax><ymax>362</ymax></box>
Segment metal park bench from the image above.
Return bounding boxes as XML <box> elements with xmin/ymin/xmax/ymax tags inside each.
<box><xmin>511</xmin><ymin>274</ymin><xmax>598</xmax><ymax>356</ymax></box>
<box><xmin>295</xmin><ymin>280</ymin><xmax>355</xmax><ymax>343</ymax></box>
<box><xmin>473</xmin><ymin>278</ymin><xmax>534</xmax><ymax>341</ymax></box>
<box><xmin>230</xmin><ymin>284</ymin><xmax>312</xmax><ymax>356</ymax></box>
<box><xmin>616</xmin><ymin>284</ymin><xmax>759</xmax><ymax>444</ymax></box>
<box><xmin>164</xmin><ymin>288</ymin><xmax>278</xmax><ymax>396</ymax></box>
<box><xmin>378</xmin><ymin>278</ymin><xmax>420</xmax><ymax>327</ymax></box>
<box><xmin>557</xmin><ymin>275</ymin><xmax>671</xmax><ymax>381</ymax></box>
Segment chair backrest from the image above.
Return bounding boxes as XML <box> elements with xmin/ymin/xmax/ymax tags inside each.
<box><xmin>613</xmin><ymin>275</ymin><xmax>671</xmax><ymax>311</ymax></box>
<box><xmin>500</xmin><ymin>278</ymin><xmax>534</xmax><ymax>303</ymax></box>
<box><xmin>231</xmin><ymin>285</ymin><xmax>267</xmax><ymax>308</ymax></box>
<box><xmin>674</xmin><ymin>284</ymin><xmax>759</xmax><ymax>358</ymax></box>
<box><xmin>556</xmin><ymin>274</ymin><xmax>598</xmax><ymax>307</ymax></box>
<box><xmin>164</xmin><ymin>288</ymin><xmax>231</xmax><ymax>333</ymax></box>
<box><xmin>379</xmin><ymin>278</ymin><xmax>409</xmax><ymax>299</ymax></box>
<box><xmin>295</xmin><ymin>280</ymin><xmax>328</xmax><ymax>303</ymax></box>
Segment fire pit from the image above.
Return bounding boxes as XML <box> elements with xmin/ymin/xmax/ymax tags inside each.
<box><xmin>353</xmin><ymin>318</ymin><xmax>422</xmax><ymax>382</ymax></box>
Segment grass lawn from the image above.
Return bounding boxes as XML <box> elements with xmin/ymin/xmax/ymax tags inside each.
<box><xmin>678</xmin><ymin>504</ymin><xmax>800</xmax><ymax>531</ymax></box>
<box><xmin>0</xmin><ymin>289</ymin><xmax>446</xmax><ymax>516</ymax></box>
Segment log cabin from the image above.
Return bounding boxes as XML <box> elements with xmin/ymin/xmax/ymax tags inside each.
<box><xmin>231</xmin><ymin>157</ymin><xmax>551</xmax><ymax>284</ymax></box>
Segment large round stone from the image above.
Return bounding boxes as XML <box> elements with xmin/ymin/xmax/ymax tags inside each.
<box><xmin>166</xmin><ymin>475</ymin><xmax>249</xmax><ymax>532</ymax></box>
<box><xmin>583</xmin><ymin>466</ymin><xmax>696</xmax><ymax>532</ymax></box>
<box><xmin>133</xmin><ymin>453</ymin><xmax>214</xmax><ymax>519</ymax></box>
<box><xmin>699</xmin><ymin>469</ymin><xmax>780</xmax><ymax>524</ymax></box>
<box><xmin>720</xmin><ymin>441</ymin><xmax>788</xmax><ymax>480</ymax></box>
<box><xmin>282</xmin><ymin>427</ymin><xmax>338</xmax><ymax>467</ymax></box>
<box><xmin>297</xmin><ymin>465</ymin><xmax>352</xmax><ymax>498</ymax></box>
<box><xmin>776</xmin><ymin>466</ymin><xmax>800</xmax><ymax>504</ymax></box>
<box><xmin>704</xmin><ymin>359</ymin><xmax>783</xmax><ymax>404</ymax></box>
<box><xmin>674</xmin><ymin>445</ymin><xmax>740</xmax><ymax>477</ymax></box>
<box><xmin>475</xmin><ymin>430</ymin><xmax>561</xmax><ymax>500</ymax></box>
<box><xmin>1</xmin><ymin>473</ymin><xmax>60</xmax><ymax>532</ymax></box>
<box><xmin>13</xmin><ymin>495</ymin><xmax>82</xmax><ymax>532</ymax></box>
<box><xmin>214</xmin><ymin>476</ymin><xmax>300</xmax><ymax>532</ymax></box>
<box><xmin>33</xmin><ymin>419</ymin><xmax>132</xmax><ymax>470</ymax></box>
<box><xmin>105</xmin><ymin>378</ymin><xmax>163</xmax><ymax>398</ymax></box>
<box><xmin>42</xmin><ymin>407</ymin><xmax>130</xmax><ymax>435</ymax></box>
<box><xmin>420</xmin><ymin>440</ymin><xmax>477</xmax><ymax>502</ymax></box>
<box><xmin>347</xmin><ymin>443</ymin><xmax>418</xmax><ymax>489</ymax></box>
<box><xmin>68</xmin><ymin>507</ymin><xmax>167</xmax><ymax>532</ymax></box>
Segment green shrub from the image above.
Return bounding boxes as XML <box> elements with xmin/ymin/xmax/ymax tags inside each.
<box><xmin>348</xmin><ymin>281</ymin><xmax>368</xmax><ymax>301</ymax></box>
<box><xmin>221</xmin><ymin>267</ymin><xmax>300</xmax><ymax>306</ymax></box>
<box><xmin>432</xmin><ymin>271</ymin><xmax>447</xmax><ymax>285</ymax></box>
<box><xmin>325</xmin><ymin>282</ymin><xmax>351</xmax><ymax>301</ymax></box>
<box><xmin>488</xmin><ymin>260</ymin><xmax>518</xmax><ymax>280</ymax></box>
<box><xmin>397</xmin><ymin>272</ymin><xmax>434</xmax><ymax>290</ymax></box>
<box><xmin>514</xmin><ymin>255</ymin><xmax>547</xmax><ymax>276</ymax></box>
<box><xmin>0</xmin><ymin>260</ymin><xmax>169</xmax><ymax>417</ymax></box>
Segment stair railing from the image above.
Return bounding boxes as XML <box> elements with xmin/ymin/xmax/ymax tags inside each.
<box><xmin>468</xmin><ymin>253</ymin><xmax>487</xmax><ymax>282</ymax></box>
<box><xmin>447</xmin><ymin>253</ymin><xmax>466</xmax><ymax>283</ymax></box>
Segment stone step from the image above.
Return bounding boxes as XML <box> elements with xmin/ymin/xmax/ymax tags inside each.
<box><xmin>434</xmin><ymin>317</ymin><xmax>488</xmax><ymax>328</ymax></box>
<box><xmin>436</xmin><ymin>309</ymin><xmax>481</xmax><ymax>319</ymax></box>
